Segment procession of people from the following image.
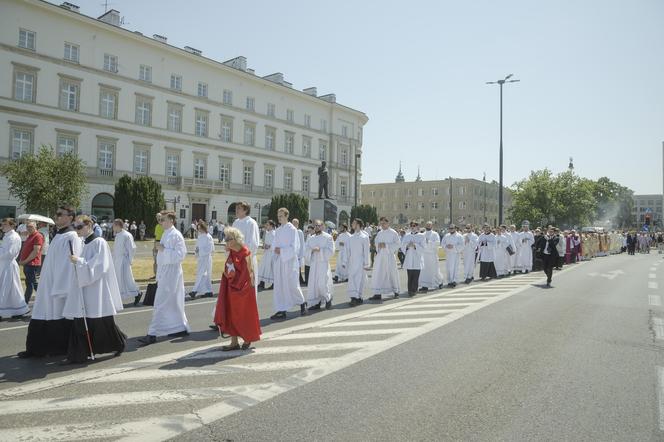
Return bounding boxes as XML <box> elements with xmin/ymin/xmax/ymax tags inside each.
<box><xmin>0</xmin><ymin>200</ymin><xmax>650</xmax><ymax>364</ymax></box>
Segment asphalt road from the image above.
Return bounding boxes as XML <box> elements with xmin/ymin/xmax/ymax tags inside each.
<box><xmin>0</xmin><ymin>252</ymin><xmax>662</xmax><ymax>441</ymax></box>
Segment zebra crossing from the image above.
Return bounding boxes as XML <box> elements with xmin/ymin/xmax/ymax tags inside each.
<box><xmin>0</xmin><ymin>269</ymin><xmax>571</xmax><ymax>441</ymax></box>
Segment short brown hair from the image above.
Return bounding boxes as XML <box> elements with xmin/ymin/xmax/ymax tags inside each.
<box><xmin>236</xmin><ymin>201</ymin><xmax>251</xmax><ymax>215</ymax></box>
<box><xmin>278</xmin><ymin>207</ymin><xmax>289</xmax><ymax>218</ymax></box>
<box><xmin>1</xmin><ymin>218</ymin><xmax>16</xmax><ymax>228</ymax></box>
<box><xmin>197</xmin><ymin>220</ymin><xmax>208</xmax><ymax>233</ymax></box>
<box><xmin>160</xmin><ymin>210</ymin><xmax>176</xmax><ymax>223</ymax></box>
<box><xmin>58</xmin><ymin>205</ymin><xmax>76</xmax><ymax>218</ymax></box>
<box><xmin>113</xmin><ymin>218</ymin><xmax>124</xmax><ymax>227</ymax></box>
<box><xmin>379</xmin><ymin>217</ymin><xmax>389</xmax><ymax>223</ymax></box>
<box><xmin>76</xmin><ymin>215</ymin><xmax>94</xmax><ymax>227</ymax></box>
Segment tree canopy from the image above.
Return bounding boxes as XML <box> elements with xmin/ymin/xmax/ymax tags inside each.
<box><xmin>113</xmin><ymin>175</ymin><xmax>165</xmax><ymax>237</ymax></box>
<box><xmin>350</xmin><ymin>204</ymin><xmax>379</xmax><ymax>226</ymax></box>
<box><xmin>267</xmin><ymin>193</ymin><xmax>309</xmax><ymax>225</ymax></box>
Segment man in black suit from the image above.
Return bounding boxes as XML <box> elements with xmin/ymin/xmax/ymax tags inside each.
<box><xmin>535</xmin><ymin>226</ymin><xmax>560</xmax><ymax>288</ymax></box>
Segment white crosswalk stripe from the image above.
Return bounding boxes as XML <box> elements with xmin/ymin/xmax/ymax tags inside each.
<box><xmin>0</xmin><ymin>266</ymin><xmax>583</xmax><ymax>441</ymax></box>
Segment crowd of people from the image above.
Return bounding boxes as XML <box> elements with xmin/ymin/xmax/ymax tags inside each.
<box><xmin>0</xmin><ymin>200</ymin><xmax>657</xmax><ymax>363</ymax></box>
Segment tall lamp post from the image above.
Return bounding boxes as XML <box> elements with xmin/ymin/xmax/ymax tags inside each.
<box><xmin>486</xmin><ymin>74</ymin><xmax>520</xmax><ymax>225</ymax></box>
<box><xmin>448</xmin><ymin>176</ymin><xmax>453</xmax><ymax>226</ymax></box>
<box><xmin>254</xmin><ymin>202</ymin><xmax>262</xmax><ymax>224</ymax></box>
<box><xmin>483</xmin><ymin>172</ymin><xmax>487</xmax><ymax>223</ymax></box>
<box><xmin>354</xmin><ymin>153</ymin><xmax>361</xmax><ymax>208</ymax></box>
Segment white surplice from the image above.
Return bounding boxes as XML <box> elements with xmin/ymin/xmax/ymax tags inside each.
<box><xmin>401</xmin><ymin>231</ymin><xmax>425</xmax><ymax>270</ymax></box>
<box><xmin>0</xmin><ymin>230</ymin><xmax>29</xmax><ymax>317</ymax></box>
<box><xmin>494</xmin><ymin>233</ymin><xmax>509</xmax><ymax>276</ymax></box>
<box><xmin>65</xmin><ymin>235</ymin><xmax>124</xmax><ymax>318</ymax></box>
<box><xmin>517</xmin><ymin>230</ymin><xmax>535</xmax><ymax>272</ymax></box>
<box><xmin>441</xmin><ymin>232</ymin><xmax>464</xmax><ymax>283</ymax></box>
<box><xmin>509</xmin><ymin>231</ymin><xmax>520</xmax><ymax>272</ymax></box>
<box><xmin>305</xmin><ymin>232</ymin><xmax>335</xmax><ymax>305</ymax></box>
<box><xmin>346</xmin><ymin>231</ymin><xmax>370</xmax><ymax>299</ymax></box>
<box><xmin>462</xmin><ymin>232</ymin><xmax>479</xmax><ymax>280</ymax></box>
<box><xmin>418</xmin><ymin>229</ymin><xmax>443</xmax><ymax>288</ymax></box>
<box><xmin>112</xmin><ymin>229</ymin><xmax>139</xmax><ymax>301</ymax></box>
<box><xmin>148</xmin><ymin>226</ymin><xmax>190</xmax><ymax>336</ymax></box>
<box><xmin>257</xmin><ymin>229</ymin><xmax>275</xmax><ymax>285</ymax></box>
<box><xmin>272</xmin><ymin>222</ymin><xmax>305</xmax><ymax>312</ymax></box>
<box><xmin>192</xmin><ymin>232</ymin><xmax>214</xmax><ymax>294</ymax></box>
<box><xmin>334</xmin><ymin>231</ymin><xmax>351</xmax><ymax>282</ymax></box>
<box><xmin>233</xmin><ymin>216</ymin><xmax>260</xmax><ymax>286</ymax></box>
<box><xmin>371</xmin><ymin>228</ymin><xmax>401</xmax><ymax>295</ymax></box>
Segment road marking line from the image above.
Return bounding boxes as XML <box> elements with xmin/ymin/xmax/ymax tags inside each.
<box><xmin>653</xmin><ymin>317</ymin><xmax>664</xmax><ymax>340</ymax></box>
<box><xmin>324</xmin><ymin>319</ymin><xmax>433</xmax><ymax>327</ymax></box>
<box><xmin>650</xmin><ymin>295</ymin><xmax>662</xmax><ymax>307</ymax></box>
<box><xmin>651</xmin><ymin>267</ymin><xmax>657</xmax><ymax>272</ymax></box>
<box><xmin>396</xmin><ymin>303</ymin><xmax>474</xmax><ymax>310</ymax></box>
<box><xmin>366</xmin><ymin>309</ymin><xmax>457</xmax><ymax>317</ymax></box>
<box><xmin>658</xmin><ymin>367</ymin><xmax>664</xmax><ymax>430</ymax></box>
<box><xmin>651</xmin><ymin>274</ymin><xmax>657</xmax><ymax>279</ymax></box>
<box><xmin>650</xmin><ymin>282</ymin><xmax>659</xmax><ymax>290</ymax></box>
<box><xmin>271</xmin><ymin>329</ymin><xmax>412</xmax><ymax>340</ymax></box>
<box><xmin>409</xmin><ymin>297</ymin><xmax>489</xmax><ymax>303</ymax></box>
<box><xmin>182</xmin><ymin>343</ymin><xmax>368</xmax><ymax>359</ymax></box>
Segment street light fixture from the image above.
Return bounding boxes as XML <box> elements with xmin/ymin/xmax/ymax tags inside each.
<box><xmin>486</xmin><ymin>74</ymin><xmax>520</xmax><ymax>225</ymax></box>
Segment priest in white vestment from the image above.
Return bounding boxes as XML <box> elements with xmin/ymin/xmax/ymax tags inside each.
<box><xmin>257</xmin><ymin>220</ymin><xmax>276</xmax><ymax>291</ymax></box>
<box><xmin>441</xmin><ymin>224</ymin><xmax>465</xmax><ymax>287</ymax></box>
<box><xmin>418</xmin><ymin>221</ymin><xmax>443</xmax><ymax>291</ymax></box>
<box><xmin>509</xmin><ymin>225</ymin><xmax>521</xmax><ymax>274</ymax></box>
<box><xmin>462</xmin><ymin>225</ymin><xmax>479</xmax><ymax>283</ymax></box>
<box><xmin>517</xmin><ymin>221</ymin><xmax>535</xmax><ymax>273</ymax></box>
<box><xmin>477</xmin><ymin>224</ymin><xmax>497</xmax><ymax>280</ymax></box>
<box><xmin>232</xmin><ymin>201</ymin><xmax>260</xmax><ymax>287</ymax></box>
<box><xmin>305</xmin><ymin>220</ymin><xmax>335</xmax><ymax>310</ymax></box>
<box><xmin>334</xmin><ymin>224</ymin><xmax>351</xmax><ymax>283</ymax></box>
<box><xmin>370</xmin><ymin>217</ymin><xmax>401</xmax><ymax>300</ymax></box>
<box><xmin>495</xmin><ymin>225</ymin><xmax>511</xmax><ymax>277</ymax></box>
<box><xmin>401</xmin><ymin>221</ymin><xmax>425</xmax><ymax>297</ymax></box>
<box><xmin>270</xmin><ymin>208</ymin><xmax>306</xmax><ymax>320</ymax></box>
<box><xmin>139</xmin><ymin>211</ymin><xmax>190</xmax><ymax>345</ymax></box>
<box><xmin>65</xmin><ymin>216</ymin><xmax>126</xmax><ymax>363</ymax></box>
<box><xmin>111</xmin><ymin>219</ymin><xmax>140</xmax><ymax>305</ymax></box>
<box><xmin>190</xmin><ymin>221</ymin><xmax>215</xmax><ymax>299</ymax></box>
<box><xmin>19</xmin><ymin>205</ymin><xmax>82</xmax><ymax>358</ymax></box>
<box><xmin>0</xmin><ymin>218</ymin><xmax>30</xmax><ymax>318</ymax></box>
<box><xmin>346</xmin><ymin>219</ymin><xmax>370</xmax><ymax>306</ymax></box>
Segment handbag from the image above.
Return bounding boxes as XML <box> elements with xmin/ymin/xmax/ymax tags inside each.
<box><xmin>506</xmin><ymin>245</ymin><xmax>515</xmax><ymax>256</ymax></box>
<box><xmin>142</xmin><ymin>282</ymin><xmax>158</xmax><ymax>306</ymax></box>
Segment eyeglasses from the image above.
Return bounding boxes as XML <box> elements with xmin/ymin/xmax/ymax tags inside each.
<box><xmin>56</xmin><ymin>211</ymin><xmax>69</xmax><ymax>217</ymax></box>
<box><xmin>74</xmin><ymin>224</ymin><xmax>85</xmax><ymax>230</ymax></box>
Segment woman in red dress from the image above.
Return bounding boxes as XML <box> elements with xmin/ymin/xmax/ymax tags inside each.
<box><xmin>214</xmin><ymin>227</ymin><xmax>262</xmax><ymax>351</ymax></box>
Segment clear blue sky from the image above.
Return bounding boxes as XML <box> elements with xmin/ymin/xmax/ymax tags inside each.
<box><xmin>61</xmin><ymin>0</ymin><xmax>664</xmax><ymax>194</ymax></box>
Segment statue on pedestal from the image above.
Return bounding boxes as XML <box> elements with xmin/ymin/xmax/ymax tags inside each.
<box><xmin>317</xmin><ymin>161</ymin><xmax>330</xmax><ymax>199</ymax></box>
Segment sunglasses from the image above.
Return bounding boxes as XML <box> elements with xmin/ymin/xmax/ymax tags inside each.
<box><xmin>74</xmin><ymin>224</ymin><xmax>85</xmax><ymax>230</ymax></box>
<box><xmin>56</xmin><ymin>211</ymin><xmax>71</xmax><ymax>217</ymax></box>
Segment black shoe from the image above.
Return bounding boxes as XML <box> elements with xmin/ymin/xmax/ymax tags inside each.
<box><xmin>419</xmin><ymin>287</ymin><xmax>428</xmax><ymax>292</ymax></box>
<box><xmin>301</xmin><ymin>303</ymin><xmax>308</xmax><ymax>316</ymax></box>
<box><xmin>447</xmin><ymin>283</ymin><xmax>454</xmax><ymax>288</ymax></box>
<box><xmin>393</xmin><ymin>292</ymin><xmax>400</xmax><ymax>299</ymax></box>
<box><xmin>451</xmin><ymin>282</ymin><xmax>457</xmax><ymax>288</ymax></box>
<box><xmin>333</xmin><ymin>276</ymin><xmax>339</xmax><ymax>283</ymax></box>
<box><xmin>17</xmin><ymin>351</ymin><xmax>33</xmax><ymax>359</ymax></box>
<box><xmin>209</xmin><ymin>324</ymin><xmax>218</xmax><ymax>330</ymax></box>
<box><xmin>325</xmin><ymin>300</ymin><xmax>332</xmax><ymax>310</ymax></box>
<box><xmin>188</xmin><ymin>291</ymin><xmax>197</xmax><ymax>300</ymax></box>
<box><xmin>524</xmin><ymin>270</ymin><xmax>529</xmax><ymax>274</ymax></box>
<box><xmin>266</xmin><ymin>285</ymin><xmax>274</xmax><ymax>290</ymax></box>
<box><xmin>308</xmin><ymin>302</ymin><xmax>321</xmax><ymax>311</ymax></box>
<box><xmin>438</xmin><ymin>283</ymin><xmax>445</xmax><ymax>289</ymax></box>
<box><xmin>138</xmin><ymin>335</ymin><xmax>157</xmax><ymax>346</ymax></box>
<box><xmin>349</xmin><ymin>298</ymin><xmax>360</xmax><ymax>307</ymax></box>
<box><xmin>464</xmin><ymin>278</ymin><xmax>471</xmax><ymax>284</ymax></box>
<box><xmin>257</xmin><ymin>282</ymin><xmax>265</xmax><ymax>290</ymax></box>
<box><xmin>134</xmin><ymin>292</ymin><xmax>142</xmax><ymax>306</ymax></box>
<box><xmin>408</xmin><ymin>292</ymin><xmax>416</xmax><ymax>297</ymax></box>
<box><xmin>270</xmin><ymin>311</ymin><xmax>287</xmax><ymax>320</ymax></box>
<box><xmin>370</xmin><ymin>295</ymin><xmax>382</xmax><ymax>301</ymax></box>
<box><xmin>114</xmin><ymin>349</ymin><xmax>124</xmax><ymax>357</ymax></box>
<box><xmin>168</xmin><ymin>330</ymin><xmax>189</xmax><ymax>338</ymax></box>
<box><xmin>203</xmin><ymin>292</ymin><xmax>214</xmax><ymax>298</ymax></box>
<box><xmin>357</xmin><ymin>298</ymin><xmax>364</xmax><ymax>304</ymax></box>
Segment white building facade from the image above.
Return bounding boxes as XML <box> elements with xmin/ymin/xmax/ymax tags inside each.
<box><xmin>0</xmin><ymin>0</ymin><xmax>368</xmax><ymax>225</ymax></box>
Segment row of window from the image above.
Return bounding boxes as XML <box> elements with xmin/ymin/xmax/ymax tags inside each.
<box><xmin>366</xmin><ymin>186</ymin><xmax>499</xmax><ymax>199</ymax></box>
<box><xmin>8</xmin><ymin>124</ymin><xmax>350</xmax><ymax>196</ymax></box>
<box><xmin>11</xmin><ymin>65</ymin><xmax>350</xmax><ymax>162</ymax></box>
<box><xmin>16</xmin><ymin>28</ymin><xmax>349</xmax><ymax>136</ymax></box>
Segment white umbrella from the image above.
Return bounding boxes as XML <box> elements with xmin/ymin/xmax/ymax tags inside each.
<box><xmin>325</xmin><ymin>221</ymin><xmax>336</xmax><ymax>229</ymax></box>
<box><xmin>17</xmin><ymin>214</ymin><xmax>55</xmax><ymax>225</ymax></box>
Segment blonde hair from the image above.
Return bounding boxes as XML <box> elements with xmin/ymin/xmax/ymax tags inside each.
<box><xmin>223</xmin><ymin>227</ymin><xmax>244</xmax><ymax>245</ymax></box>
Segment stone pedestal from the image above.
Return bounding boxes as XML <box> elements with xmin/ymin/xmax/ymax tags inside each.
<box><xmin>310</xmin><ymin>199</ymin><xmax>338</xmax><ymax>225</ymax></box>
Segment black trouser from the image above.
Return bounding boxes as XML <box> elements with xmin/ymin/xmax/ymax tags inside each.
<box><xmin>542</xmin><ymin>255</ymin><xmax>555</xmax><ymax>283</ymax></box>
<box><xmin>406</xmin><ymin>269</ymin><xmax>420</xmax><ymax>294</ymax></box>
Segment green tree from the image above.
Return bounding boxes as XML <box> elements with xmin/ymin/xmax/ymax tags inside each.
<box><xmin>591</xmin><ymin>177</ymin><xmax>634</xmax><ymax>228</ymax></box>
<box><xmin>113</xmin><ymin>175</ymin><xmax>165</xmax><ymax>237</ymax></box>
<box><xmin>508</xmin><ymin>169</ymin><xmax>557</xmax><ymax>228</ymax></box>
<box><xmin>350</xmin><ymin>204</ymin><xmax>378</xmax><ymax>225</ymax></box>
<box><xmin>267</xmin><ymin>193</ymin><xmax>309</xmax><ymax>224</ymax></box>
<box><xmin>0</xmin><ymin>145</ymin><xmax>87</xmax><ymax>216</ymax></box>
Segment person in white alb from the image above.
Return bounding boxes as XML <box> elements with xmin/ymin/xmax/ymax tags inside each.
<box><xmin>509</xmin><ymin>225</ymin><xmax>521</xmax><ymax>275</ymax></box>
<box><xmin>305</xmin><ymin>220</ymin><xmax>335</xmax><ymax>311</ymax></box>
<box><xmin>370</xmin><ymin>217</ymin><xmax>401</xmax><ymax>301</ymax></box>
<box><xmin>190</xmin><ymin>221</ymin><xmax>215</xmax><ymax>299</ymax></box>
<box><xmin>232</xmin><ymin>202</ymin><xmax>260</xmax><ymax>287</ymax></box>
<box><xmin>333</xmin><ymin>223</ymin><xmax>351</xmax><ymax>283</ymax></box>
<box><xmin>257</xmin><ymin>220</ymin><xmax>276</xmax><ymax>291</ymax></box>
<box><xmin>477</xmin><ymin>223</ymin><xmax>497</xmax><ymax>281</ymax></box>
<box><xmin>441</xmin><ymin>224</ymin><xmax>465</xmax><ymax>287</ymax></box>
<box><xmin>346</xmin><ymin>218</ymin><xmax>371</xmax><ymax>306</ymax></box>
<box><xmin>0</xmin><ymin>218</ymin><xmax>30</xmax><ymax>319</ymax></box>
<box><xmin>111</xmin><ymin>219</ymin><xmax>141</xmax><ymax>306</ymax></box>
<box><xmin>462</xmin><ymin>224</ymin><xmax>479</xmax><ymax>284</ymax></box>
<box><xmin>401</xmin><ymin>221</ymin><xmax>425</xmax><ymax>297</ymax></box>
<box><xmin>418</xmin><ymin>221</ymin><xmax>443</xmax><ymax>291</ymax></box>
<box><xmin>516</xmin><ymin>221</ymin><xmax>535</xmax><ymax>273</ymax></box>
<box><xmin>292</xmin><ymin>218</ymin><xmax>307</xmax><ymax>285</ymax></box>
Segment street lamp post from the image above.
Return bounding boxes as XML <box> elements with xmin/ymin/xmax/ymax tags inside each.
<box><xmin>486</xmin><ymin>74</ymin><xmax>520</xmax><ymax>225</ymax></box>
<box><xmin>449</xmin><ymin>176</ymin><xmax>453</xmax><ymax>226</ymax></box>
<box><xmin>483</xmin><ymin>172</ymin><xmax>487</xmax><ymax>223</ymax></box>
<box><xmin>254</xmin><ymin>202</ymin><xmax>262</xmax><ymax>224</ymax></box>
<box><xmin>354</xmin><ymin>153</ymin><xmax>361</xmax><ymax>209</ymax></box>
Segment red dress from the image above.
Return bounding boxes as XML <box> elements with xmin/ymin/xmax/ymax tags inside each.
<box><xmin>214</xmin><ymin>246</ymin><xmax>262</xmax><ymax>342</ymax></box>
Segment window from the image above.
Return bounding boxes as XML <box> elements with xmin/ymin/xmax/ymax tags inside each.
<box><xmin>167</xmin><ymin>102</ymin><xmax>183</xmax><ymax>132</ymax></box>
<box><xmin>195</xmin><ymin>109</ymin><xmax>209</xmax><ymax>137</ymax></box>
<box><xmin>302</xmin><ymin>174</ymin><xmax>310</xmax><ymax>193</ymax></box>
<box><xmin>284</xmin><ymin>170</ymin><xmax>293</xmax><ymax>192</ymax></box>
<box><xmin>220</xmin><ymin>116</ymin><xmax>233</xmax><ymax>142</ymax></box>
<box><xmin>340</xmin><ymin>180</ymin><xmax>347</xmax><ymax>197</ymax></box>
<box><xmin>243</xmin><ymin>164</ymin><xmax>253</xmax><ymax>188</ymax></box>
<box><xmin>97</xmin><ymin>139</ymin><xmax>115</xmax><ymax>176</ymax></box>
<box><xmin>194</xmin><ymin>157</ymin><xmax>207</xmax><ymax>179</ymax></box>
<box><xmin>432</xmin><ymin>188</ymin><xmax>438</xmax><ymax>196</ymax></box>
<box><xmin>246</xmin><ymin>97</ymin><xmax>255</xmax><ymax>111</ymax></box>
<box><xmin>13</xmin><ymin>66</ymin><xmax>36</xmax><ymax>103</ymax></box>
<box><xmin>59</xmin><ymin>76</ymin><xmax>81</xmax><ymax>111</ymax></box>
<box><xmin>431</xmin><ymin>202</ymin><xmax>438</xmax><ymax>209</ymax></box>
<box><xmin>11</xmin><ymin>126</ymin><xmax>33</xmax><ymax>159</ymax></box>
<box><xmin>264</xmin><ymin>168</ymin><xmax>274</xmax><ymax>190</ymax></box>
<box><xmin>458</xmin><ymin>201</ymin><xmax>466</xmax><ymax>209</ymax></box>
<box><xmin>404</xmin><ymin>202</ymin><xmax>410</xmax><ymax>210</ymax></box>
<box><xmin>321</xmin><ymin>119</ymin><xmax>327</xmax><ymax>132</ymax></box>
<box><xmin>56</xmin><ymin>132</ymin><xmax>77</xmax><ymax>156</ymax></box>
<box><xmin>418</xmin><ymin>188</ymin><xmax>424</xmax><ymax>197</ymax></box>
<box><xmin>265</xmin><ymin>127</ymin><xmax>276</xmax><ymax>151</ymax></box>
<box><xmin>267</xmin><ymin>103</ymin><xmax>275</xmax><ymax>117</ymax></box>
<box><xmin>99</xmin><ymin>88</ymin><xmax>118</xmax><ymax>119</ymax></box>
<box><xmin>18</xmin><ymin>29</ymin><xmax>36</xmax><ymax>50</ymax></box>
<box><xmin>135</xmin><ymin>95</ymin><xmax>152</xmax><ymax>126</ymax></box>
<box><xmin>103</xmin><ymin>54</ymin><xmax>118</xmax><ymax>73</ymax></box>
<box><xmin>243</xmin><ymin>122</ymin><xmax>255</xmax><ymax>146</ymax></box>
<box><xmin>418</xmin><ymin>202</ymin><xmax>424</xmax><ymax>210</ymax></box>
<box><xmin>341</xmin><ymin>148</ymin><xmax>348</xmax><ymax>166</ymax></box>
<box><xmin>458</xmin><ymin>186</ymin><xmax>465</xmax><ymax>196</ymax></box>
<box><xmin>287</xmin><ymin>109</ymin><xmax>294</xmax><ymax>122</ymax></box>
<box><xmin>222</xmin><ymin>89</ymin><xmax>233</xmax><ymax>105</ymax></box>
<box><xmin>304</xmin><ymin>114</ymin><xmax>311</xmax><ymax>128</ymax></box>
<box><xmin>166</xmin><ymin>152</ymin><xmax>180</xmax><ymax>177</ymax></box>
<box><xmin>139</xmin><ymin>64</ymin><xmax>152</xmax><ymax>82</ymax></box>
<box><xmin>219</xmin><ymin>159</ymin><xmax>231</xmax><ymax>186</ymax></box>
<box><xmin>302</xmin><ymin>136</ymin><xmax>312</xmax><ymax>157</ymax></box>
<box><xmin>133</xmin><ymin>146</ymin><xmax>150</xmax><ymax>175</ymax></box>
<box><xmin>319</xmin><ymin>141</ymin><xmax>327</xmax><ymax>160</ymax></box>
<box><xmin>285</xmin><ymin>132</ymin><xmax>294</xmax><ymax>154</ymax></box>
<box><xmin>197</xmin><ymin>82</ymin><xmax>208</xmax><ymax>98</ymax></box>
<box><xmin>342</xmin><ymin>125</ymin><xmax>348</xmax><ymax>137</ymax></box>
<box><xmin>170</xmin><ymin>74</ymin><xmax>182</xmax><ymax>91</ymax></box>
<box><xmin>406</xmin><ymin>189</ymin><xmax>412</xmax><ymax>197</ymax></box>
<box><xmin>64</xmin><ymin>43</ymin><xmax>79</xmax><ymax>63</ymax></box>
